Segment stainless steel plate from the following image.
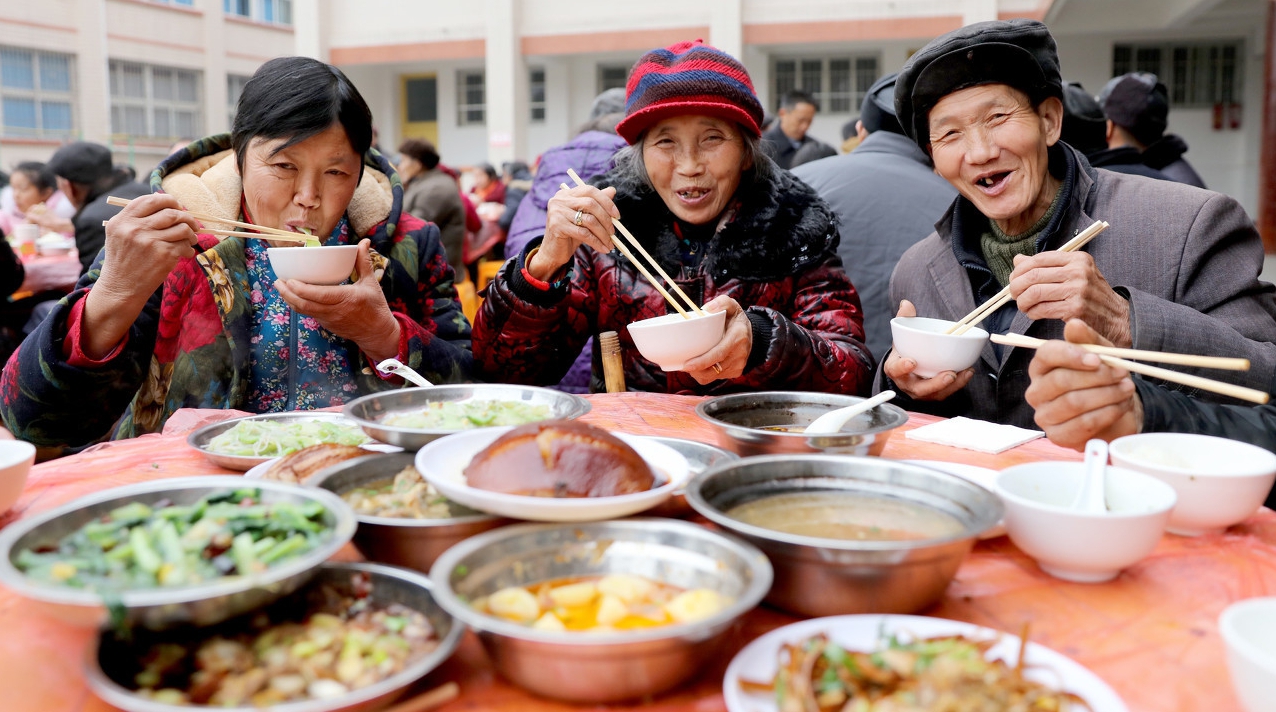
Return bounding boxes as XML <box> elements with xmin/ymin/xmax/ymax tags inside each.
<box><xmin>186</xmin><ymin>411</ymin><xmax>367</xmax><ymax>471</ymax></box>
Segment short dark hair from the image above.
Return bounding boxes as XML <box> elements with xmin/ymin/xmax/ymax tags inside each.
<box><xmin>13</xmin><ymin>162</ymin><xmax>56</xmax><ymax>193</ymax></box>
<box><xmin>477</xmin><ymin>162</ymin><xmax>498</xmax><ymax>180</ymax></box>
<box><xmin>231</xmin><ymin>56</ymin><xmax>373</xmax><ymax>176</ymax></box>
<box><xmin>397</xmin><ymin>138</ymin><xmax>440</xmax><ymax>170</ymax></box>
<box><xmin>780</xmin><ymin>90</ymin><xmax>820</xmax><ymax>112</ymax></box>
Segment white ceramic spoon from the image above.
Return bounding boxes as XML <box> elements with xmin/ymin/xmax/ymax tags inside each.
<box><xmin>1073</xmin><ymin>438</ymin><xmax>1109</xmax><ymax>513</ymax></box>
<box><xmin>376</xmin><ymin>358</ymin><xmax>434</xmax><ymax>388</ymax></box>
<box><xmin>804</xmin><ymin>390</ymin><xmax>897</xmax><ymax>435</ymax></box>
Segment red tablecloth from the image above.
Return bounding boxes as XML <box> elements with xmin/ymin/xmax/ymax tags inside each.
<box><xmin>2</xmin><ymin>393</ymin><xmax>1273</xmax><ymax>712</ymax></box>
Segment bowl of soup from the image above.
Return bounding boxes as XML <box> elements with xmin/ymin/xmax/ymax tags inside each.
<box><xmin>695</xmin><ymin>391</ymin><xmax>908</xmax><ymax>457</ymax></box>
<box><xmin>684</xmin><ymin>454</ymin><xmax>1002</xmax><ymax>617</ymax></box>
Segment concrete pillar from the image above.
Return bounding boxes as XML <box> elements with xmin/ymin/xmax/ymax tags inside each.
<box><xmin>77</xmin><ymin>0</ymin><xmax>111</xmax><ymax>143</ymax></box>
<box><xmin>293</xmin><ymin>0</ymin><xmax>327</xmax><ymax>62</ymax></box>
<box><xmin>1259</xmin><ymin>0</ymin><xmax>1276</xmax><ymax>251</ymax></box>
<box><xmin>202</xmin><ymin>1</ymin><xmax>229</xmax><ymax>135</ymax></box>
<box><xmin>485</xmin><ymin>0</ymin><xmax>527</xmax><ymax>165</ymax></box>
<box><xmin>710</xmin><ymin>0</ymin><xmax>743</xmax><ymax>59</ymax></box>
<box><xmin>962</xmin><ymin>0</ymin><xmax>998</xmax><ymax>25</ymax></box>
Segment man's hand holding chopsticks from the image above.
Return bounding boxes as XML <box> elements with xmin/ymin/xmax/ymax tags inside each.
<box><xmin>531</xmin><ymin>184</ymin><xmax>620</xmax><ymax>281</ymax></box>
<box><xmin>1008</xmin><ymin>251</ymin><xmax>1132</xmax><ymax>348</ymax></box>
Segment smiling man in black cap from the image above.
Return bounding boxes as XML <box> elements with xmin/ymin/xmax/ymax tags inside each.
<box><xmin>1099</xmin><ymin>71</ymin><xmax>1206</xmax><ymax>188</ymax></box>
<box><xmin>46</xmin><ymin>141</ymin><xmax>149</xmax><ymax>276</ymax></box>
<box><xmin>875</xmin><ymin>18</ymin><xmax>1276</xmax><ymax>430</ymax></box>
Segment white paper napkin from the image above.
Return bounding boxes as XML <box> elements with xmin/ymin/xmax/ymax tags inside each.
<box><xmin>904</xmin><ymin>416</ymin><xmax>1044</xmax><ymax>454</ymax></box>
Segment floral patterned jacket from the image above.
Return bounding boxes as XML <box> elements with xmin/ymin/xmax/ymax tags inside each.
<box><xmin>0</xmin><ymin>135</ymin><xmax>472</xmax><ymax>456</ymax></box>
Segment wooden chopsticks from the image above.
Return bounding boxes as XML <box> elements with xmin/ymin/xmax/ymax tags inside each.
<box><xmin>991</xmin><ymin>332</ymin><xmax>1270</xmax><ymax>404</ymax></box>
<box><xmin>946</xmin><ymin>220</ymin><xmax>1111</xmax><ymax>335</ymax></box>
<box><xmin>106</xmin><ymin>195</ymin><xmax>311</xmax><ymax>244</ymax></box>
<box><xmin>563</xmin><ymin>168</ymin><xmax>706</xmax><ymax>319</ymax></box>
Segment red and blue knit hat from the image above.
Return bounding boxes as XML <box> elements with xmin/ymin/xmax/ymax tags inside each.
<box><xmin>615</xmin><ymin>40</ymin><xmax>764</xmax><ymax>145</ymax></box>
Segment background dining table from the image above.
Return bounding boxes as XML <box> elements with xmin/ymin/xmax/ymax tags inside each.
<box><xmin>1</xmin><ymin>392</ymin><xmax>1273</xmax><ymax>712</ymax></box>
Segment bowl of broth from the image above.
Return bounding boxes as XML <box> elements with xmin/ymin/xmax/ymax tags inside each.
<box><xmin>695</xmin><ymin>392</ymin><xmax>908</xmax><ymax>457</ymax></box>
<box><xmin>684</xmin><ymin>455</ymin><xmax>1002</xmax><ymax>617</ymax></box>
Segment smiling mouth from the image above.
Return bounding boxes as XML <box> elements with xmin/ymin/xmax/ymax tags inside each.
<box><xmin>976</xmin><ymin>172</ymin><xmax>1011</xmax><ymax>190</ymax></box>
<box><xmin>677</xmin><ymin>188</ymin><xmax>710</xmax><ymax>200</ymax></box>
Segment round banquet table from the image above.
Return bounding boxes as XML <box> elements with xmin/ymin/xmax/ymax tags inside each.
<box><xmin>1</xmin><ymin>392</ymin><xmax>1274</xmax><ymax>712</ymax></box>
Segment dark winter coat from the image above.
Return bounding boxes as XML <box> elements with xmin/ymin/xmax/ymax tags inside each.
<box><xmin>1086</xmin><ymin>146</ymin><xmax>1172</xmax><ymax>182</ymax></box>
<box><xmin>472</xmin><ymin>165</ymin><xmax>873</xmax><ymax>395</ymax></box>
<box><xmin>1142</xmin><ymin>134</ymin><xmax>1207</xmax><ymax>188</ymax></box>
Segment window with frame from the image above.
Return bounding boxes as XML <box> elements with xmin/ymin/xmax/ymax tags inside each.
<box><xmin>109</xmin><ymin>61</ymin><xmax>203</xmax><ymax>140</ymax></box>
<box><xmin>227</xmin><ymin>74</ymin><xmax>250</xmax><ymax>129</ymax></box>
<box><xmin>261</xmin><ymin>0</ymin><xmax>291</xmax><ymax>25</ymax></box>
<box><xmin>773</xmin><ymin>55</ymin><xmax>879</xmax><ymax>113</ymax></box>
<box><xmin>224</xmin><ymin>0</ymin><xmax>251</xmax><ymax>17</ymax></box>
<box><xmin>0</xmin><ymin>47</ymin><xmax>75</xmax><ymax>138</ymax></box>
<box><xmin>457</xmin><ymin>69</ymin><xmax>485</xmax><ymax>126</ymax></box>
<box><xmin>598</xmin><ymin>65</ymin><xmax>628</xmax><ymax>94</ymax></box>
<box><xmin>530</xmin><ymin>67</ymin><xmax>546</xmax><ymax>122</ymax></box>
<box><xmin>1112</xmin><ymin>40</ymin><xmax>1242</xmax><ymax>107</ymax></box>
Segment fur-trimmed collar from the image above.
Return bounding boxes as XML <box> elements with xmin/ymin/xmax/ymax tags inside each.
<box><xmin>595</xmin><ymin>164</ymin><xmax>838</xmax><ymax>282</ymax></box>
<box><xmin>149</xmin><ymin>134</ymin><xmax>398</xmax><ymax>238</ymax></box>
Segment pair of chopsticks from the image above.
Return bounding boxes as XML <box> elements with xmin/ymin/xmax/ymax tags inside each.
<box><xmin>106</xmin><ymin>196</ymin><xmax>311</xmax><ymax>245</ymax></box>
<box><xmin>946</xmin><ymin>220</ymin><xmax>1111</xmax><ymax>335</ymax></box>
<box><xmin>561</xmin><ymin>168</ymin><xmax>705</xmax><ymax>320</ymax></box>
<box><xmin>991</xmin><ymin>332</ymin><xmax>1270</xmax><ymax>404</ymax></box>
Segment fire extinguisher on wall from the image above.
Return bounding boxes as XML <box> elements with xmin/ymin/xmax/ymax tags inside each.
<box><xmin>1229</xmin><ymin>102</ymin><xmax>1242</xmax><ymax>129</ymax></box>
<box><xmin>1213</xmin><ymin>102</ymin><xmax>1225</xmax><ymax>130</ymax></box>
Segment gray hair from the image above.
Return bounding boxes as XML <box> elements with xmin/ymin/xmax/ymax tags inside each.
<box><xmin>613</xmin><ymin>126</ymin><xmax>775</xmax><ymax>192</ymax></box>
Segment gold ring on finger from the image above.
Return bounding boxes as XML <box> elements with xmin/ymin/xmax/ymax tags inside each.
<box><xmin>712</xmin><ymin>362</ymin><xmax>723</xmax><ymax>374</ymax></box>
<box><xmin>573</xmin><ymin>209</ymin><xmax>585</xmax><ymax>226</ymax></box>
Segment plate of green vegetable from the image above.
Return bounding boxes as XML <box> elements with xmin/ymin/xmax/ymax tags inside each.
<box><xmin>187</xmin><ymin>412</ymin><xmax>393</xmax><ymax>471</ymax></box>
<box><xmin>0</xmin><ymin>476</ymin><xmax>356</xmax><ymax>629</ymax></box>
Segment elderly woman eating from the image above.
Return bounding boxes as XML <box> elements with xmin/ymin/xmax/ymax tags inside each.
<box><xmin>876</xmin><ymin>19</ymin><xmax>1276</xmax><ymax>429</ymax></box>
<box><xmin>472</xmin><ymin>41</ymin><xmax>872</xmax><ymax>395</ymax></box>
<box><xmin>1</xmin><ymin>57</ymin><xmax>471</xmax><ymax>453</ymax></box>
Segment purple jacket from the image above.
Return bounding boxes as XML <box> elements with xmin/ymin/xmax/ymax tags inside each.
<box><xmin>505</xmin><ymin>130</ymin><xmax>627</xmax><ymax>257</ymax></box>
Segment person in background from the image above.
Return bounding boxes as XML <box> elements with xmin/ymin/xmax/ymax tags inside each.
<box><xmin>1098</xmin><ymin>72</ymin><xmax>1206</xmax><ymax>188</ymax></box>
<box><xmin>793</xmin><ymin>72</ymin><xmax>958</xmax><ymax>363</ymax></box>
<box><xmin>45</xmin><ymin>142</ymin><xmax>150</xmax><ymax>276</ymax></box>
<box><xmin>503</xmin><ymin>87</ymin><xmax>628</xmax><ymax>393</ymax></box>
<box><xmin>0</xmin><ymin>162</ymin><xmax>76</xmax><ymax>238</ymax></box>
<box><xmin>470</xmin><ymin>163</ymin><xmax>505</xmax><ymax>206</ymax></box>
<box><xmin>1060</xmin><ymin>81</ymin><xmax>1169</xmax><ymax>181</ymax></box>
<box><xmin>762</xmin><ymin>90</ymin><xmax>834</xmax><ymax>169</ymax></box>
<box><xmin>839</xmin><ymin>119</ymin><xmax>863</xmax><ymax>154</ymax></box>
<box><xmin>878</xmin><ymin>19</ymin><xmax>1276</xmax><ymax>429</ymax></box>
<box><xmin>497</xmin><ymin>160</ymin><xmax>533</xmax><ymax>234</ymax></box>
<box><xmin>398</xmin><ymin>138</ymin><xmax>466</xmax><ymax>274</ymax></box>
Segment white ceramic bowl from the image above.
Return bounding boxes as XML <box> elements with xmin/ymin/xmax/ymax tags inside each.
<box><xmin>1109</xmin><ymin>433</ymin><xmax>1276</xmax><ymax>536</ymax></box>
<box><xmin>267</xmin><ymin>245</ymin><xmax>359</xmax><ymax>285</ymax></box>
<box><xmin>889</xmin><ymin>316</ymin><xmax>988</xmax><ymax>378</ymax></box>
<box><xmin>1220</xmin><ymin>597</ymin><xmax>1276</xmax><ymax>712</ymax></box>
<box><xmin>627</xmin><ymin>309</ymin><xmax>727</xmax><ymax>372</ymax></box>
<box><xmin>0</xmin><ymin>440</ymin><xmax>35</xmax><ymax>516</ymax></box>
<box><xmin>995</xmin><ymin>461</ymin><xmax>1176</xmax><ymax>583</ymax></box>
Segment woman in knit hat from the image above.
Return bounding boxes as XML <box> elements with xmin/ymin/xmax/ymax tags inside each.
<box><xmin>472</xmin><ymin>40</ymin><xmax>873</xmax><ymax>395</ymax></box>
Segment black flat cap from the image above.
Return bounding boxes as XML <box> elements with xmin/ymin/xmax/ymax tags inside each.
<box><xmin>47</xmin><ymin>141</ymin><xmax>114</xmax><ymax>184</ymax></box>
<box><xmin>1060</xmin><ymin>81</ymin><xmax>1107</xmax><ymax>155</ymax></box>
<box><xmin>1098</xmin><ymin>72</ymin><xmax>1168</xmax><ymax>146</ymax></box>
<box><xmin>895</xmin><ymin>19</ymin><xmax>1063</xmax><ymax>149</ymax></box>
<box><xmin>859</xmin><ymin>72</ymin><xmax>904</xmax><ymax>136</ymax></box>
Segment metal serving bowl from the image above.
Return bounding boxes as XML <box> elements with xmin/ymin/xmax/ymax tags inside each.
<box><xmin>310</xmin><ymin>452</ymin><xmax>509</xmax><ymax>572</ymax></box>
<box><xmin>187</xmin><ymin>411</ymin><xmax>368</xmax><ymax>471</ymax></box>
<box><xmin>644</xmin><ymin>437</ymin><xmax>738</xmax><ymax>518</ymax></box>
<box><xmin>429</xmin><ymin>519</ymin><xmax>772</xmax><ymax>704</ymax></box>
<box><xmin>695</xmin><ymin>391</ymin><xmax>909</xmax><ymax>457</ymax></box>
<box><xmin>342</xmin><ymin>384</ymin><xmax>591</xmax><ymax>451</ymax></box>
<box><xmin>85</xmin><ymin>561</ymin><xmax>464</xmax><ymax>712</ymax></box>
<box><xmin>0</xmin><ymin>476</ymin><xmax>357</xmax><ymax>629</ymax></box>
<box><xmin>684</xmin><ymin>455</ymin><xmax>1002</xmax><ymax>617</ymax></box>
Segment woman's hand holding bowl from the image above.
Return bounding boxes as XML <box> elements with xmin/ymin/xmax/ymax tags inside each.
<box><xmin>528</xmin><ymin>184</ymin><xmax>620</xmax><ymax>281</ymax></box>
<box><xmin>275</xmin><ymin>239</ymin><xmax>402</xmax><ymax>363</ymax></box>
<box><xmin>883</xmin><ymin>300</ymin><xmax>975</xmax><ymax>401</ymax></box>
<box><xmin>683</xmin><ymin>295</ymin><xmax>752</xmax><ymax>384</ymax></box>
<box><xmin>82</xmin><ymin>193</ymin><xmax>200</xmax><ymax>359</ymax></box>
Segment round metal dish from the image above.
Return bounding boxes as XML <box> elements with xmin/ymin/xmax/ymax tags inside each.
<box><xmin>695</xmin><ymin>391</ymin><xmax>909</xmax><ymax>457</ymax></box>
<box><xmin>310</xmin><ymin>452</ymin><xmax>510</xmax><ymax>572</ymax></box>
<box><xmin>0</xmin><ymin>476</ymin><xmax>357</xmax><ymax>629</ymax></box>
<box><xmin>85</xmin><ymin>561</ymin><xmax>464</xmax><ymax>712</ymax></box>
<box><xmin>645</xmin><ymin>437</ymin><xmax>738</xmax><ymax>517</ymax></box>
<box><xmin>684</xmin><ymin>455</ymin><xmax>1003</xmax><ymax>617</ymax></box>
<box><xmin>342</xmin><ymin>384</ymin><xmax>591</xmax><ymax>451</ymax></box>
<box><xmin>429</xmin><ymin>518</ymin><xmax>772</xmax><ymax>704</ymax></box>
<box><xmin>186</xmin><ymin>411</ymin><xmax>368</xmax><ymax>471</ymax></box>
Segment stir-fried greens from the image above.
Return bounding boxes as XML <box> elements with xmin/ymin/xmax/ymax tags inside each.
<box><xmin>741</xmin><ymin>630</ymin><xmax>1091</xmax><ymax>712</ymax></box>
<box><xmin>16</xmin><ymin>488</ymin><xmax>332</xmax><ymax>591</ymax></box>
<box><xmin>205</xmin><ymin>419</ymin><xmax>368</xmax><ymax>458</ymax></box>
<box><xmin>382</xmin><ymin>400</ymin><xmax>552</xmax><ymax>430</ymax></box>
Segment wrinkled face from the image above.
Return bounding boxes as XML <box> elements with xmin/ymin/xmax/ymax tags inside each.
<box><xmin>779</xmin><ymin>102</ymin><xmax>816</xmax><ymax>141</ymax></box>
<box><xmin>11</xmin><ymin>171</ymin><xmax>51</xmax><ymax>214</ymax></box>
<box><xmin>928</xmin><ymin>84</ymin><xmax>1062</xmax><ymax>233</ymax></box>
<box><xmin>642</xmin><ymin>114</ymin><xmax>748</xmax><ymax>225</ymax></box>
<box><xmin>238</xmin><ymin>122</ymin><xmax>362</xmax><ymax>238</ymax></box>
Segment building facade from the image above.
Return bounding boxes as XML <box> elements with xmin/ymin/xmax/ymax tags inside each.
<box><xmin>0</xmin><ymin>0</ymin><xmax>1267</xmax><ymax>218</ymax></box>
